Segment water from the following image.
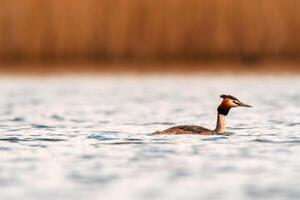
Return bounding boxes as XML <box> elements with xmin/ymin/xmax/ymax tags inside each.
<box><xmin>0</xmin><ymin>75</ymin><xmax>299</xmax><ymax>200</ymax></box>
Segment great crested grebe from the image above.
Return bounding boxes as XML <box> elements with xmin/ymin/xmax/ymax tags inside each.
<box><xmin>154</xmin><ymin>95</ymin><xmax>251</xmax><ymax>135</ymax></box>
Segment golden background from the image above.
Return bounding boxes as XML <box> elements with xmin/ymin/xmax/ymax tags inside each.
<box><xmin>0</xmin><ymin>0</ymin><xmax>299</xmax><ymax>71</ymax></box>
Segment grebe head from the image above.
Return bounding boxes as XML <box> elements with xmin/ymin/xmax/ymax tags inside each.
<box><xmin>218</xmin><ymin>94</ymin><xmax>251</xmax><ymax>115</ymax></box>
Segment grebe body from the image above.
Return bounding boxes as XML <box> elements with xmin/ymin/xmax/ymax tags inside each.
<box><xmin>154</xmin><ymin>125</ymin><xmax>215</xmax><ymax>135</ymax></box>
<box><xmin>154</xmin><ymin>95</ymin><xmax>251</xmax><ymax>135</ymax></box>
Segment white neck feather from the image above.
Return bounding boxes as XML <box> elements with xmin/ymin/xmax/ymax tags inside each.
<box><xmin>215</xmin><ymin>114</ymin><xmax>225</xmax><ymax>134</ymax></box>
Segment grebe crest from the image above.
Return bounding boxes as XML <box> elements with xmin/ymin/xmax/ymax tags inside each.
<box><xmin>154</xmin><ymin>94</ymin><xmax>252</xmax><ymax>135</ymax></box>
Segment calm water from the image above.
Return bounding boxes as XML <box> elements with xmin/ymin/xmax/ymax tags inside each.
<box><xmin>0</xmin><ymin>75</ymin><xmax>299</xmax><ymax>200</ymax></box>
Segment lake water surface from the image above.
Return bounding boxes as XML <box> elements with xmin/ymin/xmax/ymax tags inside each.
<box><xmin>0</xmin><ymin>75</ymin><xmax>299</xmax><ymax>200</ymax></box>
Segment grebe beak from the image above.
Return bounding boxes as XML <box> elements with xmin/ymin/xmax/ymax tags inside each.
<box><xmin>237</xmin><ymin>101</ymin><xmax>252</xmax><ymax>107</ymax></box>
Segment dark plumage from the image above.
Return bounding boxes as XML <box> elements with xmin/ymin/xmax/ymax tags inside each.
<box><xmin>154</xmin><ymin>125</ymin><xmax>215</xmax><ymax>135</ymax></box>
<box><xmin>220</xmin><ymin>94</ymin><xmax>238</xmax><ymax>100</ymax></box>
<box><xmin>217</xmin><ymin>105</ymin><xmax>231</xmax><ymax>116</ymax></box>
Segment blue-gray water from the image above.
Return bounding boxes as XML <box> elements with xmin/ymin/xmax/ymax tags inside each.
<box><xmin>0</xmin><ymin>75</ymin><xmax>299</xmax><ymax>200</ymax></box>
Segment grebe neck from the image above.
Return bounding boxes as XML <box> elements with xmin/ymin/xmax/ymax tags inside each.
<box><xmin>215</xmin><ymin>114</ymin><xmax>225</xmax><ymax>134</ymax></box>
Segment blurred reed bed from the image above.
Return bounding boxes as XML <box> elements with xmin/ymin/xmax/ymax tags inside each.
<box><xmin>0</xmin><ymin>0</ymin><xmax>299</xmax><ymax>62</ymax></box>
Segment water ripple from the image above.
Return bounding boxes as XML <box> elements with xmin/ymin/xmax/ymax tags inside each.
<box><xmin>31</xmin><ymin>124</ymin><xmax>55</xmax><ymax>129</ymax></box>
<box><xmin>10</xmin><ymin>117</ymin><xmax>25</xmax><ymax>122</ymax></box>
<box><xmin>287</xmin><ymin>123</ymin><xmax>300</xmax><ymax>127</ymax></box>
<box><xmin>87</xmin><ymin>134</ymin><xmax>117</xmax><ymax>141</ymax></box>
<box><xmin>252</xmin><ymin>138</ymin><xmax>300</xmax><ymax>144</ymax></box>
<box><xmin>107</xmin><ymin>141</ymin><xmax>146</xmax><ymax>145</ymax></box>
<box><xmin>0</xmin><ymin>137</ymin><xmax>66</xmax><ymax>143</ymax></box>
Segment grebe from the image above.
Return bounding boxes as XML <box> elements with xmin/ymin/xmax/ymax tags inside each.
<box><xmin>154</xmin><ymin>95</ymin><xmax>251</xmax><ymax>135</ymax></box>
